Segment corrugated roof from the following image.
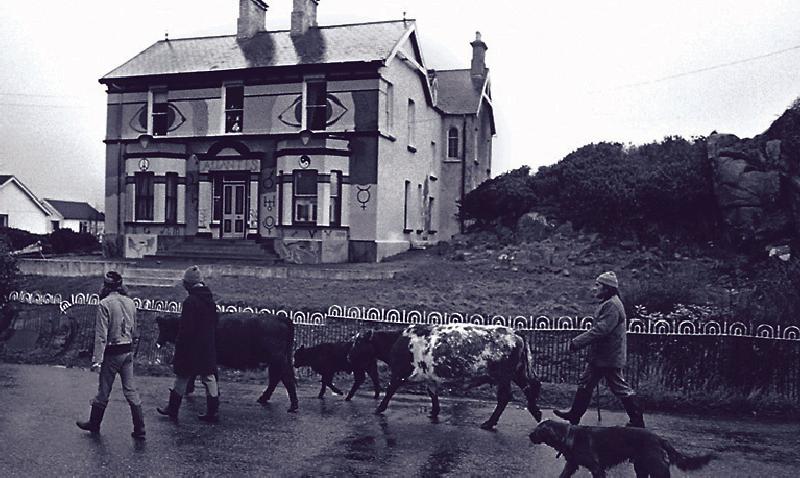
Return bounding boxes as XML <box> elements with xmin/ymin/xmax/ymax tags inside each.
<box><xmin>43</xmin><ymin>199</ymin><xmax>104</xmax><ymax>221</ymax></box>
<box><xmin>102</xmin><ymin>20</ymin><xmax>412</xmax><ymax>80</ymax></box>
<box><xmin>435</xmin><ymin>69</ymin><xmax>484</xmax><ymax>115</ymax></box>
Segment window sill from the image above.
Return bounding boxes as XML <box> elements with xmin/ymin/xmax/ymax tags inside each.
<box><xmin>403</xmin><ymin>228</ymin><xmax>413</xmax><ymax>234</ymax></box>
<box><xmin>407</xmin><ymin>145</ymin><xmax>417</xmax><ymax>153</ymax></box>
<box><xmin>124</xmin><ymin>221</ymin><xmax>185</xmax><ymax>227</ymax></box>
<box><xmin>415</xmin><ymin>229</ymin><xmax>423</xmax><ymax>234</ymax></box>
<box><xmin>427</xmin><ymin>230</ymin><xmax>438</xmax><ymax>234</ymax></box>
<box><xmin>428</xmin><ymin>174</ymin><xmax>438</xmax><ymax>181</ymax></box>
<box><xmin>379</xmin><ymin>132</ymin><xmax>396</xmax><ymax>141</ymax></box>
<box><xmin>443</xmin><ymin>159</ymin><xmax>462</xmax><ymax>163</ymax></box>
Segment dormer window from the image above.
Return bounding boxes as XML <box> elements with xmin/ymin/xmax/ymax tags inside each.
<box><xmin>224</xmin><ymin>85</ymin><xmax>244</xmax><ymax>133</ymax></box>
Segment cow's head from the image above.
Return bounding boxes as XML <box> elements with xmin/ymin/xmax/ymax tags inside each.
<box><xmin>155</xmin><ymin>316</ymin><xmax>179</xmax><ymax>347</ymax></box>
<box><xmin>529</xmin><ymin>420</ymin><xmax>568</xmax><ymax>446</ymax></box>
<box><xmin>347</xmin><ymin>330</ymin><xmax>374</xmax><ymax>365</ymax></box>
<box><xmin>293</xmin><ymin>345</ymin><xmax>311</xmax><ymax>368</ymax></box>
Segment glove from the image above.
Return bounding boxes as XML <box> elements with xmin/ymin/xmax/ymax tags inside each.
<box><xmin>90</xmin><ymin>362</ymin><xmax>102</xmax><ymax>372</ymax></box>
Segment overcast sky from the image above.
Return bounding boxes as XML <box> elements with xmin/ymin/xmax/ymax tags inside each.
<box><xmin>2</xmin><ymin>1</ymin><xmax>800</xmax><ymax>209</ymax></box>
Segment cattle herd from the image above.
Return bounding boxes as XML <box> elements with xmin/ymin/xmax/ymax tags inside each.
<box><xmin>156</xmin><ymin>315</ymin><xmax>542</xmax><ymax>429</ymax></box>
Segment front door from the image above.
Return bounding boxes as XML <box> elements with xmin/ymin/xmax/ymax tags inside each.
<box><xmin>222</xmin><ymin>182</ymin><xmax>246</xmax><ymax>238</ymax></box>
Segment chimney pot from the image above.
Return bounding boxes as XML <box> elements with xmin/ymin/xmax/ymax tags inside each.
<box><xmin>291</xmin><ymin>0</ymin><xmax>319</xmax><ymax>37</ymax></box>
<box><xmin>238</xmin><ymin>0</ymin><xmax>269</xmax><ymax>41</ymax></box>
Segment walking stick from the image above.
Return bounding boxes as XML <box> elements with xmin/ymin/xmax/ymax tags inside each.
<box><xmin>596</xmin><ymin>382</ymin><xmax>602</xmax><ymax>422</ymax></box>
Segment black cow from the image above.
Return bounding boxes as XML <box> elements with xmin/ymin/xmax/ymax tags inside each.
<box><xmin>156</xmin><ymin>313</ymin><xmax>299</xmax><ymax>412</ymax></box>
<box><xmin>294</xmin><ymin>341</ymin><xmax>381</xmax><ymax>400</ymax></box>
<box><xmin>345</xmin><ymin>329</ymin><xmax>402</xmax><ymax>397</ymax></box>
<box><xmin>374</xmin><ymin>323</ymin><xmax>542</xmax><ymax>429</ymax></box>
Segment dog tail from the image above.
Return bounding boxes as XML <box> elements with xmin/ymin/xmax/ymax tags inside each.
<box><xmin>662</xmin><ymin>439</ymin><xmax>714</xmax><ymax>471</ymax></box>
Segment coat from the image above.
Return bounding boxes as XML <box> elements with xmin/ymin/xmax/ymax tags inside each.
<box><xmin>173</xmin><ymin>284</ymin><xmax>218</xmax><ymax>376</ymax></box>
<box><xmin>571</xmin><ymin>294</ymin><xmax>627</xmax><ymax>368</ymax></box>
<box><xmin>92</xmin><ymin>291</ymin><xmax>137</xmax><ymax>364</ymax></box>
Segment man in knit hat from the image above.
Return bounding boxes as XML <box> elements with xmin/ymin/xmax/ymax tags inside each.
<box><xmin>77</xmin><ymin>271</ymin><xmax>146</xmax><ymax>439</ymax></box>
<box><xmin>157</xmin><ymin>265</ymin><xmax>220</xmax><ymax>423</ymax></box>
<box><xmin>553</xmin><ymin>271</ymin><xmax>645</xmax><ymax>428</ymax></box>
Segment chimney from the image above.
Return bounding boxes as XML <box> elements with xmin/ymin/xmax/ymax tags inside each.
<box><xmin>470</xmin><ymin>31</ymin><xmax>488</xmax><ymax>83</ymax></box>
<box><xmin>237</xmin><ymin>0</ymin><xmax>268</xmax><ymax>41</ymax></box>
<box><xmin>291</xmin><ymin>0</ymin><xmax>319</xmax><ymax>37</ymax></box>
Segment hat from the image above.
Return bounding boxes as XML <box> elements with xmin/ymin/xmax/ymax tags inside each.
<box><xmin>596</xmin><ymin>271</ymin><xmax>619</xmax><ymax>289</ymax></box>
<box><xmin>104</xmin><ymin>270</ymin><xmax>123</xmax><ymax>288</ymax></box>
<box><xmin>182</xmin><ymin>265</ymin><xmax>203</xmax><ymax>285</ymax></box>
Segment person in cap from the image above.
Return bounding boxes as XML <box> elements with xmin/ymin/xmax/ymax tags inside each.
<box><xmin>553</xmin><ymin>271</ymin><xmax>645</xmax><ymax>428</ymax></box>
<box><xmin>77</xmin><ymin>271</ymin><xmax>145</xmax><ymax>439</ymax></box>
<box><xmin>157</xmin><ymin>265</ymin><xmax>220</xmax><ymax>423</ymax></box>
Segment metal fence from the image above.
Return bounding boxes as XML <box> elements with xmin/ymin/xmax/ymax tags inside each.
<box><xmin>4</xmin><ymin>290</ymin><xmax>800</xmax><ymax>403</ymax></box>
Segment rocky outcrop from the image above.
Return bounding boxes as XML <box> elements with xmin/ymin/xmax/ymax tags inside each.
<box><xmin>708</xmin><ymin>109</ymin><xmax>800</xmax><ymax>247</ymax></box>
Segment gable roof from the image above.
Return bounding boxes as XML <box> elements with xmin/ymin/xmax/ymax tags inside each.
<box><xmin>435</xmin><ymin>69</ymin><xmax>484</xmax><ymax>114</ymax></box>
<box><xmin>0</xmin><ymin>175</ymin><xmax>54</xmax><ymax>217</ymax></box>
<box><xmin>43</xmin><ymin>199</ymin><xmax>104</xmax><ymax>221</ymax></box>
<box><xmin>102</xmin><ymin>20</ymin><xmax>413</xmax><ymax>80</ymax></box>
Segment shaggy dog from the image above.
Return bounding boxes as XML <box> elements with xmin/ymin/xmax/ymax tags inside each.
<box><xmin>529</xmin><ymin>420</ymin><xmax>714</xmax><ymax>478</ymax></box>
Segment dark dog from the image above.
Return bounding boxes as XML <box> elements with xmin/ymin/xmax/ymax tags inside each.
<box><xmin>529</xmin><ymin>420</ymin><xmax>714</xmax><ymax>478</ymax></box>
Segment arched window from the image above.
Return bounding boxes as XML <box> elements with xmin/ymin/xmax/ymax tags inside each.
<box><xmin>447</xmin><ymin>127</ymin><xmax>459</xmax><ymax>158</ymax></box>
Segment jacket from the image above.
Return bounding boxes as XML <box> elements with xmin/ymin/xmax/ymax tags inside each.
<box><xmin>571</xmin><ymin>294</ymin><xmax>627</xmax><ymax>368</ymax></box>
<box><xmin>93</xmin><ymin>291</ymin><xmax>137</xmax><ymax>364</ymax></box>
<box><xmin>173</xmin><ymin>284</ymin><xmax>218</xmax><ymax>376</ymax></box>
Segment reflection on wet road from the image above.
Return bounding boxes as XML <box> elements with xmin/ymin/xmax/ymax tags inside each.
<box><xmin>1</xmin><ymin>363</ymin><xmax>799</xmax><ymax>477</ymax></box>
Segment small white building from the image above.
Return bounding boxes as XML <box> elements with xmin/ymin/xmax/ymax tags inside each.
<box><xmin>0</xmin><ymin>175</ymin><xmax>62</xmax><ymax>234</ymax></box>
<box><xmin>42</xmin><ymin>199</ymin><xmax>105</xmax><ymax>236</ymax></box>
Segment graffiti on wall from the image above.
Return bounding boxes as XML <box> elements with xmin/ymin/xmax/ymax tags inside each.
<box><xmin>125</xmin><ymin>235</ymin><xmax>157</xmax><ymax>259</ymax></box>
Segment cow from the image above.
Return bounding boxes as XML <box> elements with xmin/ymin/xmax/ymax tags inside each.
<box><xmin>155</xmin><ymin>313</ymin><xmax>299</xmax><ymax>412</ymax></box>
<box><xmin>345</xmin><ymin>329</ymin><xmax>402</xmax><ymax>397</ymax></box>
<box><xmin>293</xmin><ymin>341</ymin><xmax>381</xmax><ymax>400</ymax></box>
<box><xmin>374</xmin><ymin>323</ymin><xmax>542</xmax><ymax>430</ymax></box>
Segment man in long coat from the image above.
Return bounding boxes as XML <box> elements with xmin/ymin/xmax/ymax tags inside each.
<box><xmin>554</xmin><ymin>271</ymin><xmax>645</xmax><ymax>427</ymax></box>
<box><xmin>157</xmin><ymin>265</ymin><xmax>220</xmax><ymax>422</ymax></box>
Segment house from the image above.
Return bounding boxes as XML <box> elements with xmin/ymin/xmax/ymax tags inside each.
<box><xmin>0</xmin><ymin>175</ymin><xmax>62</xmax><ymax>234</ymax></box>
<box><xmin>42</xmin><ymin>199</ymin><xmax>105</xmax><ymax>236</ymax></box>
<box><xmin>100</xmin><ymin>0</ymin><xmax>494</xmax><ymax>263</ymax></box>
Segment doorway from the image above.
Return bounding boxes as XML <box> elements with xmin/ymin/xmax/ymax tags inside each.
<box><xmin>222</xmin><ymin>182</ymin><xmax>246</xmax><ymax>238</ymax></box>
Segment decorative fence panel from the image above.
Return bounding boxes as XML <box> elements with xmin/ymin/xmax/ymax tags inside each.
<box><xmin>4</xmin><ymin>290</ymin><xmax>800</xmax><ymax>402</ymax></box>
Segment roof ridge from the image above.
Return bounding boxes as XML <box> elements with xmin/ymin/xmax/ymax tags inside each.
<box><xmin>145</xmin><ymin>19</ymin><xmax>414</xmax><ymax>44</ymax></box>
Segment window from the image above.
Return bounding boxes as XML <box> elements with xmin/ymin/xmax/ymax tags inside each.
<box><xmin>0</xmin><ymin>214</ymin><xmax>8</xmax><ymax>228</ymax></box>
<box><xmin>329</xmin><ymin>170</ymin><xmax>342</xmax><ymax>227</ymax></box>
<box><xmin>447</xmin><ymin>127</ymin><xmax>459</xmax><ymax>158</ymax></box>
<box><xmin>79</xmin><ymin>222</ymin><xmax>88</xmax><ymax>233</ymax></box>
<box><xmin>165</xmin><ymin>172</ymin><xmax>178</xmax><ymax>224</ymax></box>
<box><xmin>403</xmin><ymin>180</ymin><xmax>410</xmax><ymax>231</ymax></box>
<box><xmin>135</xmin><ymin>172</ymin><xmax>154</xmax><ymax>220</ymax></box>
<box><xmin>426</xmin><ymin>197</ymin><xmax>435</xmax><ymax>232</ymax></box>
<box><xmin>51</xmin><ymin>221</ymin><xmax>60</xmax><ymax>231</ymax></box>
<box><xmin>151</xmin><ymin>90</ymin><xmax>169</xmax><ymax>136</ymax></box>
<box><xmin>306</xmin><ymin>82</ymin><xmax>328</xmax><ymax>131</ymax></box>
<box><xmin>293</xmin><ymin>169</ymin><xmax>318</xmax><ymax>224</ymax></box>
<box><xmin>225</xmin><ymin>85</ymin><xmax>244</xmax><ymax>133</ymax></box>
<box><xmin>407</xmin><ymin>99</ymin><xmax>416</xmax><ymax>148</ymax></box>
<box><xmin>212</xmin><ymin>176</ymin><xmax>223</xmax><ymax>222</ymax></box>
<box><xmin>385</xmin><ymin>82</ymin><xmax>394</xmax><ymax>132</ymax></box>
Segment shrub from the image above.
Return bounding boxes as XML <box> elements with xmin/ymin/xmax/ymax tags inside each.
<box><xmin>457</xmin><ymin>166</ymin><xmax>536</xmax><ymax>229</ymax></box>
<box><xmin>0</xmin><ymin>227</ymin><xmax>46</xmax><ymax>251</ymax></box>
<box><xmin>48</xmin><ymin>229</ymin><xmax>100</xmax><ymax>254</ymax></box>
<box><xmin>0</xmin><ymin>234</ymin><xmax>18</xmax><ymax>334</ymax></box>
<box><xmin>730</xmin><ymin>257</ymin><xmax>800</xmax><ymax>326</ymax></box>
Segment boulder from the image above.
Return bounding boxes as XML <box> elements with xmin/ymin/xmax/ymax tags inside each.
<box><xmin>516</xmin><ymin>212</ymin><xmax>554</xmax><ymax>242</ymax></box>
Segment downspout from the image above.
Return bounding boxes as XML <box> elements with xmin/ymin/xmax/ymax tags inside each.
<box><xmin>460</xmin><ymin>114</ymin><xmax>467</xmax><ymax>233</ymax></box>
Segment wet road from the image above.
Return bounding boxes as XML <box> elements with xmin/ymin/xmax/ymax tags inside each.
<box><xmin>1</xmin><ymin>363</ymin><xmax>799</xmax><ymax>477</ymax></box>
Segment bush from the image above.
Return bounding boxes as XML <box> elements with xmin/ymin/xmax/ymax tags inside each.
<box><xmin>731</xmin><ymin>257</ymin><xmax>800</xmax><ymax>326</ymax></box>
<box><xmin>0</xmin><ymin>235</ymin><xmax>19</xmax><ymax>334</ymax></box>
<box><xmin>48</xmin><ymin>229</ymin><xmax>100</xmax><ymax>254</ymax></box>
<box><xmin>0</xmin><ymin>227</ymin><xmax>46</xmax><ymax>251</ymax></box>
<box><xmin>457</xmin><ymin>166</ymin><xmax>537</xmax><ymax>229</ymax></box>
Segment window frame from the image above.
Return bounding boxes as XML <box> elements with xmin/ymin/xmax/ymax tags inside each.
<box><xmin>164</xmin><ymin>172</ymin><xmax>178</xmax><ymax>225</ymax></box>
<box><xmin>403</xmin><ymin>180</ymin><xmax>411</xmax><ymax>232</ymax></box>
<box><xmin>329</xmin><ymin>170</ymin><xmax>342</xmax><ymax>227</ymax></box>
<box><xmin>447</xmin><ymin>127</ymin><xmax>459</xmax><ymax>158</ymax></box>
<box><xmin>134</xmin><ymin>171</ymin><xmax>155</xmax><ymax>221</ymax></box>
<box><xmin>0</xmin><ymin>214</ymin><xmax>8</xmax><ymax>228</ymax></box>
<box><xmin>293</xmin><ymin>169</ymin><xmax>318</xmax><ymax>225</ymax></box>
<box><xmin>223</xmin><ymin>84</ymin><xmax>244</xmax><ymax>134</ymax></box>
<box><xmin>150</xmin><ymin>89</ymin><xmax>169</xmax><ymax>136</ymax></box>
<box><xmin>305</xmin><ymin>81</ymin><xmax>328</xmax><ymax>132</ymax></box>
<box><xmin>407</xmin><ymin>98</ymin><xmax>416</xmax><ymax>149</ymax></box>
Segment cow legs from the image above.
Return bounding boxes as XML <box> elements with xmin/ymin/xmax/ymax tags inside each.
<box><xmin>281</xmin><ymin>364</ymin><xmax>299</xmax><ymax>413</ymax></box>
<box><xmin>257</xmin><ymin>365</ymin><xmax>280</xmax><ymax>404</ymax></box>
<box><xmin>375</xmin><ymin>376</ymin><xmax>404</xmax><ymax>414</ymax></box>
<box><xmin>480</xmin><ymin>381</ymin><xmax>512</xmax><ymax>430</ymax></box>
<box><xmin>558</xmin><ymin>461</ymin><xmax>579</xmax><ymax>478</ymax></box>
<box><xmin>346</xmin><ymin>369</ymin><xmax>366</xmax><ymax>401</ymax></box>
<box><xmin>366</xmin><ymin>361</ymin><xmax>382</xmax><ymax>399</ymax></box>
<box><xmin>427</xmin><ymin>386</ymin><xmax>440</xmax><ymax>423</ymax></box>
<box><xmin>513</xmin><ymin>373</ymin><xmax>543</xmax><ymax>422</ymax></box>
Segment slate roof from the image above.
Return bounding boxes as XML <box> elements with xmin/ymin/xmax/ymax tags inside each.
<box><xmin>102</xmin><ymin>20</ymin><xmax>412</xmax><ymax>80</ymax></box>
<box><xmin>435</xmin><ymin>69</ymin><xmax>486</xmax><ymax>115</ymax></box>
<box><xmin>43</xmin><ymin>199</ymin><xmax>104</xmax><ymax>221</ymax></box>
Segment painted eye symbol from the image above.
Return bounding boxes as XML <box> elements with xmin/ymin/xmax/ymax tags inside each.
<box><xmin>130</xmin><ymin>104</ymin><xmax>187</xmax><ymax>133</ymax></box>
<box><xmin>277</xmin><ymin>93</ymin><xmax>349</xmax><ymax>128</ymax></box>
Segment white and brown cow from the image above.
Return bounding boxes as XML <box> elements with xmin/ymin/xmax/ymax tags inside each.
<box><xmin>374</xmin><ymin>323</ymin><xmax>542</xmax><ymax>429</ymax></box>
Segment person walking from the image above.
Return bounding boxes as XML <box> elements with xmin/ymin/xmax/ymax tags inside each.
<box><xmin>553</xmin><ymin>271</ymin><xmax>645</xmax><ymax>428</ymax></box>
<box><xmin>76</xmin><ymin>271</ymin><xmax>146</xmax><ymax>439</ymax></box>
<box><xmin>157</xmin><ymin>265</ymin><xmax>220</xmax><ymax>423</ymax></box>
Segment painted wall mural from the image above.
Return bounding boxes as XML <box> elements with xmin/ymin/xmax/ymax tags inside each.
<box><xmin>277</xmin><ymin>94</ymin><xmax>349</xmax><ymax>128</ymax></box>
<box><xmin>259</xmin><ymin>167</ymin><xmax>277</xmax><ymax>237</ymax></box>
<box><xmin>125</xmin><ymin>234</ymin><xmax>157</xmax><ymax>259</ymax></box>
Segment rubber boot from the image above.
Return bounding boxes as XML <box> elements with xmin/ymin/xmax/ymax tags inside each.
<box><xmin>620</xmin><ymin>395</ymin><xmax>645</xmax><ymax>428</ymax></box>
<box><xmin>156</xmin><ymin>389</ymin><xmax>182</xmax><ymax>421</ymax></box>
<box><xmin>76</xmin><ymin>404</ymin><xmax>105</xmax><ymax>434</ymax></box>
<box><xmin>553</xmin><ymin>387</ymin><xmax>592</xmax><ymax>425</ymax></box>
<box><xmin>198</xmin><ymin>395</ymin><xmax>220</xmax><ymax>423</ymax></box>
<box><xmin>130</xmin><ymin>404</ymin><xmax>146</xmax><ymax>439</ymax></box>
